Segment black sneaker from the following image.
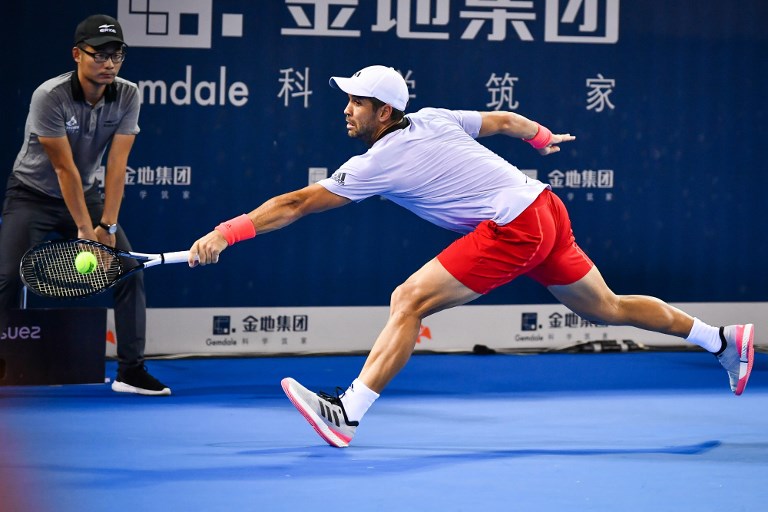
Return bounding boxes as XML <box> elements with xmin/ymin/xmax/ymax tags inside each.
<box><xmin>112</xmin><ymin>365</ymin><xmax>171</xmax><ymax>396</ymax></box>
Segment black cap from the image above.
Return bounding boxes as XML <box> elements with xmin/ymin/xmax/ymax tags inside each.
<box><xmin>74</xmin><ymin>14</ymin><xmax>125</xmax><ymax>48</ymax></box>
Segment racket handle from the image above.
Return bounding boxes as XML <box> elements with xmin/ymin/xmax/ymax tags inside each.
<box><xmin>163</xmin><ymin>251</ymin><xmax>194</xmax><ymax>264</ymax></box>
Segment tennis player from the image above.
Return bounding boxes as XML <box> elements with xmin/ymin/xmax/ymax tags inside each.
<box><xmin>0</xmin><ymin>15</ymin><xmax>170</xmax><ymax>395</ymax></box>
<box><xmin>189</xmin><ymin>65</ymin><xmax>754</xmax><ymax>447</ymax></box>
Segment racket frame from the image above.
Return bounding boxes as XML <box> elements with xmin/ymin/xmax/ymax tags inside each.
<box><xmin>19</xmin><ymin>239</ymin><xmax>190</xmax><ymax>300</ymax></box>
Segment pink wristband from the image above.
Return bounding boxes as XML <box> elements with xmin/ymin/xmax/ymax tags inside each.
<box><xmin>524</xmin><ymin>123</ymin><xmax>553</xmax><ymax>149</ymax></box>
<box><xmin>215</xmin><ymin>214</ymin><xmax>256</xmax><ymax>246</ymax></box>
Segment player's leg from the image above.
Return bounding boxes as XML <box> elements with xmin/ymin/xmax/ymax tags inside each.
<box><xmin>281</xmin><ymin>257</ymin><xmax>480</xmax><ymax>447</ymax></box>
<box><xmin>109</xmin><ymin>245</ymin><xmax>169</xmax><ymax>395</ymax></box>
<box><xmin>358</xmin><ymin>257</ymin><xmax>481</xmax><ymax>392</ymax></box>
<box><xmin>528</xmin><ymin>189</ymin><xmax>701</xmax><ymax>339</ymax></box>
<box><xmin>63</xmin><ymin>198</ymin><xmax>149</xmax><ymax>372</ymax></box>
<box><xmin>82</xmin><ymin>195</ymin><xmax>169</xmax><ymax>395</ymax></box>
<box><xmin>281</xmin><ymin>198</ymin><xmax>561</xmax><ymax>446</ymax></box>
<box><xmin>531</xmin><ymin>190</ymin><xmax>753</xmax><ymax>395</ymax></box>
<box><xmin>0</xmin><ymin>182</ymin><xmax>59</xmax><ymax>331</ymax></box>
<box><xmin>547</xmin><ymin>265</ymin><xmax>694</xmax><ymax>336</ymax></box>
<box><xmin>0</xmin><ymin>213</ymin><xmax>32</xmax><ymax>332</ymax></box>
<box><xmin>109</xmin><ymin>226</ymin><xmax>148</xmax><ymax>370</ymax></box>
<box><xmin>547</xmin><ymin>267</ymin><xmax>754</xmax><ymax>395</ymax></box>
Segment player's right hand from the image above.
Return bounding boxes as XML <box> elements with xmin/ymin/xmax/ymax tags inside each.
<box><xmin>189</xmin><ymin>230</ymin><xmax>228</xmax><ymax>267</ymax></box>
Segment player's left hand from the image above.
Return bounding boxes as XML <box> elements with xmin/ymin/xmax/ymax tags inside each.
<box><xmin>80</xmin><ymin>225</ymin><xmax>115</xmax><ymax>247</ymax></box>
<box><xmin>537</xmin><ymin>133</ymin><xmax>576</xmax><ymax>155</ymax></box>
<box><xmin>95</xmin><ymin>231</ymin><xmax>116</xmax><ymax>247</ymax></box>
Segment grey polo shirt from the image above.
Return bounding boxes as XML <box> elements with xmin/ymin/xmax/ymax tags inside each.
<box><xmin>12</xmin><ymin>71</ymin><xmax>140</xmax><ymax>198</ymax></box>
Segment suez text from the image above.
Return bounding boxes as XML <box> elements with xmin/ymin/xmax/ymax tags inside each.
<box><xmin>1</xmin><ymin>325</ymin><xmax>42</xmax><ymax>340</ymax></box>
<box><xmin>137</xmin><ymin>66</ymin><xmax>249</xmax><ymax>107</ymax></box>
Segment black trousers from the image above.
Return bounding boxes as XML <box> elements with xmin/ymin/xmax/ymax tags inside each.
<box><xmin>0</xmin><ymin>174</ymin><xmax>146</xmax><ymax>370</ymax></box>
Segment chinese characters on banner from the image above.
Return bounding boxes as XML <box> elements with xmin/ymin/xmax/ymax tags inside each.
<box><xmin>281</xmin><ymin>0</ymin><xmax>620</xmax><ymax>44</ymax></box>
<box><xmin>95</xmin><ymin>165</ymin><xmax>193</xmax><ymax>201</ymax></box>
<box><xmin>210</xmin><ymin>314</ymin><xmax>310</xmax><ymax>348</ymax></box>
<box><xmin>277</xmin><ymin>68</ymin><xmax>617</xmax><ymax>115</ymax></box>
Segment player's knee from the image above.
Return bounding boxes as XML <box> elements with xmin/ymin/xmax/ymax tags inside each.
<box><xmin>390</xmin><ymin>281</ymin><xmax>429</xmax><ymax>319</ymax></box>
<box><xmin>389</xmin><ymin>282</ymin><xmax>416</xmax><ymax>310</ymax></box>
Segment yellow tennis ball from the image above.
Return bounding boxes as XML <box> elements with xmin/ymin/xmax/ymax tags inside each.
<box><xmin>75</xmin><ymin>251</ymin><xmax>98</xmax><ymax>275</ymax></box>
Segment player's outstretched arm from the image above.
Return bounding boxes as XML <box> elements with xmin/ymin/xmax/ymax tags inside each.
<box><xmin>478</xmin><ymin>111</ymin><xmax>575</xmax><ymax>155</ymax></box>
<box><xmin>189</xmin><ymin>184</ymin><xmax>350</xmax><ymax>266</ymax></box>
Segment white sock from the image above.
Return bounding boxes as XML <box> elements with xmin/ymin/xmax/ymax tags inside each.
<box><xmin>686</xmin><ymin>317</ymin><xmax>723</xmax><ymax>353</ymax></box>
<box><xmin>340</xmin><ymin>378</ymin><xmax>379</xmax><ymax>423</ymax></box>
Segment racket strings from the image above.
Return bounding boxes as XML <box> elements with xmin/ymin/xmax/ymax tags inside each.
<box><xmin>20</xmin><ymin>241</ymin><xmax>122</xmax><ymax>298</ymax></box>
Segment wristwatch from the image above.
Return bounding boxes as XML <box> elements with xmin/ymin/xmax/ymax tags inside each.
<box><xmin>98</xmin><ymin>221</ymin><xmax>118</xmax><ymax>235</ymax></box>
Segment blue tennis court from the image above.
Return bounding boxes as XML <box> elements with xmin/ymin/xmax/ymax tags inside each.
<box><xmin>2</xmin><ymin>351</ymin><xmax>766</xmax><ymax>511</ymax></box>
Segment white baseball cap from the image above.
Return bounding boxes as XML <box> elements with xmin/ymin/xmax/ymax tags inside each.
<box><xmin>329</xmin><ymin>65</ymin><xmax>409</xmax><ymax>111</ymax></box>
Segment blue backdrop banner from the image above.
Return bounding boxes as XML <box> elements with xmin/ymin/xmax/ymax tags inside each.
<box><xmin>1</xmin><ymin>0</ymin><xmax>766</xmax><ymax>309</ymax></box>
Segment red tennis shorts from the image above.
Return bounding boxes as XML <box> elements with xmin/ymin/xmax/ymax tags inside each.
<box><xmin>437</xmin><ymin>189</ymin><xmax>594</xmax><ymax>294</ymax></box>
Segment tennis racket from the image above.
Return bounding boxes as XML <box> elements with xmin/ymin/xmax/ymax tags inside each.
<box><xmin>20</xmin><ymin>239</ymin><xmax>192</xmax><ymax>299</ymax></box>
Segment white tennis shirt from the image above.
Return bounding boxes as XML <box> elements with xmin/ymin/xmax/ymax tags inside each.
<box><xmin>318</xmin><ymin>108</ymin><xmax>549</xmax><ymax>234</ymax></box>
